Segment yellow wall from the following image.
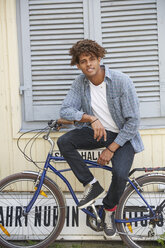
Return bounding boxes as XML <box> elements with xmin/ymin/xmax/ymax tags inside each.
<box><xmin>0</xmin><ymin>0</ymin><xmax>165</xmax><ymax>192</ymax></box>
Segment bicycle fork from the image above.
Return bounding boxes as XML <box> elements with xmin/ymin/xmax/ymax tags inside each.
<box><xmin>23</xmin><ymin>170</ymin><xmax>48</xmax><ymax>215</ymax></box>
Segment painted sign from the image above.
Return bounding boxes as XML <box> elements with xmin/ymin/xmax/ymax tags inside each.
<box><xmin>54</xmin><ymin>149</ymin><xmax>104</xmax><ymax>162</ymax></box>
<box><xmin>0</xmin><ymin>193</ymin><xmax>164</xmax><ymax>240</ymax></box>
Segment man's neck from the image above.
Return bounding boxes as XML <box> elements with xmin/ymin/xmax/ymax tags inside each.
<box><xmin>87</xmin><ymin>67</ymin><xmax>105</xmax><ymax>86</ymax></box>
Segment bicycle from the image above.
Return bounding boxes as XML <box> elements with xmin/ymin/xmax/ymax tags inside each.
<box><xmin>0</xmin><ymin>119</ymin><xmax>165</xmax><ymax>248</ymax></box>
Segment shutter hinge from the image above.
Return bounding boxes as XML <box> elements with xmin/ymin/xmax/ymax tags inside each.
<box><xmin>20</xmin><ymin>85</ymin><xmax>25</xmax><ymax>95</ymax></box>
<box><xmin>19</xmin><ymin>85</ymin><xmax>30</xmax><ymax>95</ymax></box>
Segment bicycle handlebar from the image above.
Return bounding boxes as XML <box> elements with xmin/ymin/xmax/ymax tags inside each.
<box><xmin>43</xmin><ymin>119</ymin><xmax>75</xmax><ymax>154</ymax></box>
<box><xmin>48</xmin><ymin>119</ymin><xmax>74</xmax><ymax>129</ymax></box>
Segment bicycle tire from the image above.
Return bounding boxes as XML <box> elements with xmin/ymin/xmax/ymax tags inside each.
<box><xmin>116</xmin><ymin>175</ymin><xmax>165</xmax><ymax>248</ymax></box>
<box><xmin>0</xmin><ymin>172</ymin><xmax>66</xmax><ymax>248</ymax></box>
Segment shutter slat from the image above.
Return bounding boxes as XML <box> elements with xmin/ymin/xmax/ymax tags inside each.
<box><xmin>107</xmin><ymin>46</ymin><xmax>158</xmax><ymax>52</ymax></box>
<box><xmin>29</xmin><ymin>13</ymin><xmax>83</xmax><ymax>20</ymax></box>
<box><xmin>32</xmin><ymin>65</ymin><xmax>76</xmax><ymax>70</ymax></box>
<box><xmin>30</xmin><ymin>24</ymin><xmax>84</xmax><ymax>30</ymax></box>
<box><xmin>29</xmin><ymin>0</ymin><xmax>82</xmax><ymax>5</ymax></box>
<box><xmin>31</xmin><ymin>45</ymin><xmax>75</xmax><ymax>50</ymax></box>
<box><xmin>30</xmin><ymin>29</ymin><xmax>84</xmax><ymax>35</ymax></box>
<box><xmin>109</xmin><ymin>66</ymin><xmax>159</xmax><ymax>73</ymax></box>
<box><xmin>30</xmin><ymin>34</ymin><xmax>84</xmax><ymax>40</ymax></box>
<box><xmin>31</xmin><ymin>55</ymin><xmax>71</xmax><ymax>60</ymax></box>
<box><xmin>33</xmin><ymin>80</ymin><xmax>70</xmax><ymax>88</ymax></box>
<box><xmin>107</xmin><ymin>51</ymin><xmax>158</xmax><ymax>57</ymax></box>
<box><xmin>33</xmin><ymin>90</ymin><xmax>69</xmax><ymax>96</ymax></box>
<box><xmin>31</xmin><ymin>50</ymin><xmax>71</xmax><ymax>55</ymax></box>
<box><xmin>133</xmin><ymin>77</ymin><xmax>159</xmax><ymax>82</ymax></box>
<box><xmin>101</xmin><ymin>4</ymin><xmax>156</xmax><ymax>12</ymax></box>
<box><xmin>29</xmin><ymin>9</ymin><xmax>83</xmax><ymax>15</ymax></box>
<box><xmin>101</xmin><ymin>0</ymin><xmax>156</xmax><ymax>6</ymax></box>
<box><xmin>104</xmin><ymin>56</ymin><xmax>158</xmax><ymax>63</ymax></box>
<box><xmin>103</xmin><ymin>42</ymin><xmax>158</xmax><ymax>48</ymax></box>
<box><xmin>31</xmin><ymin>40</ymin><xmax>80</xmax><ymax>45</ymax></box>
<box><xmin>101</xmin><ymin>9</ymin><xmax>156</xmax><ymax>17</ymax></box>
<box><xmin>29</xmin><ymin>3</ymin><xmax>82</xmax><ymax>10</ymax></box>
<box><xmin>102</xmin><ymin>14</ymin><xmax>157</xmax><ymax>22</ymax></box>
<box><xmin>32</xmin><ymin>70</ymin><xmax>79</xmax><ymax>75</ymax></box>
<box><xmin>102</xmin><ymin>30</ymin><xmax>157</xmax><ymax>37</ymax></box>
<box><xmin>32</xmin><ymin>61</ymin><xmax>71</xmax><ymax>65</ymax></box>
<box><xmin>30</xmin><ymin>19</ymin><xmax>83</xmax><ymax>25</ymax></box>
<box><xmin>32</xmin><ymin>75</ymin><xmax>77</xmax><ymax>80</ymax></box>
<box><xmin>33</xmin><ymin>85</ymin><xmax>71</xmax><ymax>90</ymax></box>
<box><xmin>102</xmin><ymin>19</ymin><xmax>157</xmax><ymax>27</ymax></box>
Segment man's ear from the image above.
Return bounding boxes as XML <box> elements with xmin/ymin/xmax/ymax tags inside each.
<box><xmin>76</xmin><ymin>64</ymin><xmax>80</xmax><ymax>70</ymax></box>
<box><xmin>98</xmin><ymin>57</ymin><xmax>101</xmax><ymax>63</ymax></box>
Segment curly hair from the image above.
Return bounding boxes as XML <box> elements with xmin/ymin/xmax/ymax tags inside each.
<box><xmin>69</xmin><ymin>39</ymin><xmax>106</xmax><ymax>65</ymax></box>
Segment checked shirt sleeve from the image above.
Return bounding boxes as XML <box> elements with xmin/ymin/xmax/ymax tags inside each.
<box><xmin>60</xmin><ymin>79</ymin><xmax>85</xmax><ymax>121</ymax></box>
<box><xmin>114</xmin><ymin>78</ymin><xmax>140</xmax><ymax>147</ymax></box>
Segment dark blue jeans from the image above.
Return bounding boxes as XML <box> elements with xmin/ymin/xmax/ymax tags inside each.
<box><xmin>57</xmin><ymin>127</ymin><xmax>135</xmax><ymax>209</ymax></box>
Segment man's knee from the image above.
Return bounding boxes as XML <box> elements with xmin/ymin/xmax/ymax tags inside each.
<box><xmin>112</xmin><ymin>168</ymin><xmax>128</xmax><ymax>181</ymax></box>
<box><xmin>57</xmin><ymin>135</ymin><xmax>67</xmax><ymax>151</ymax></box>
<box><xmin>57</xmin><ymin>133</ymin><xmax>74</xmax><ymax>154</ymax></box>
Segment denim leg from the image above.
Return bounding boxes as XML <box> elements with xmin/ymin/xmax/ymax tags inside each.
<box><xmin>57</xmin><ymin>127</ymin><xmax>101</xmax><ymax>186</ymax></box>
<box><xmin>57</xmin><ymin>127</ymin><xmax>117</xmax><ymax>186</ymax></box>
<box><xmin>103</xmin><ymin>141</ymin><xmax>135</xmax><ymax>209</ymax></box>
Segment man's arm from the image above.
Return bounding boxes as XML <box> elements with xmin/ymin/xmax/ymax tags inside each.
<box><xmin>98</xmin><ymin>77</ymin><xmax>139</xmax><ymax>166</ymax></box>
<box><xmin>60</xmin><ymin>79</ymin><xmax>84</xmax><ymax>121</ymax></box>
<box><xmin>114</xmin><ymin>77</ymin><xmax>140</xmax><ymax>147</ymax></box>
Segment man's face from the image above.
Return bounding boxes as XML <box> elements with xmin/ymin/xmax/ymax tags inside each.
<box><xmin>76</xmin><ymin>53</ymin><xmax>101</xmax><ymax>78</ymax></box>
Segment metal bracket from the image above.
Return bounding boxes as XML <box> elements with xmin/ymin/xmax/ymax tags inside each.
<box><xmin>91</xmin><ymin>203</ymin><xmax>101</xmax><ymax>223</ymax></box>
<box><xmin>19</xmin><ymin>85</ymin><xmax>31</xmax><ymax>95</ymax></box>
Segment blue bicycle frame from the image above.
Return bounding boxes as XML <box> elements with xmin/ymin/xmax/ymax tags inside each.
<box><xmin>25</xmin><ymin>152</ymin><xmax>156</xmax><ymax>224</ymax></box>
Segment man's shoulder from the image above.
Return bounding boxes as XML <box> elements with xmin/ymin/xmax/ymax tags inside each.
<box><xmin>108</xmin><ymin>68</ymin><xmax>130</xmax><ymax>81</ymax></box>
<box><xmin>106</xmin><ymin>68</ymin><xmax>133</xmax><ymax>89</ymax></box>
<box><xmin>70</xmin><ymin>73</ymin><xmax>86</xmax><ymax>90</ymax></box>
<box><xmin>74</xmin><ymin>73</ymin><xmax>86</xmax><ymax>83</ymax></box>
<box><xmin>105</xmin><ymin>67</ymin><xmax>134</xmax><ymax>94</ymax></box>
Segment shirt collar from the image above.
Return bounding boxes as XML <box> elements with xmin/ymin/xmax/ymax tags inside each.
<box><xmin>84</xmin><ymin>65</ymin><xmax>112</xmax><ymax>84</ymax></box>
<box><xmin>103</xmin><ymin>65</ymin><xmax>112</xmax><ymax>81</ymax></box>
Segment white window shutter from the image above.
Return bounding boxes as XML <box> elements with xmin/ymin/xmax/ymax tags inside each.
<box><xmin>21</xmin><ymin>0</ymin><xmax>85</xmax><ymax>121</ymax></box>
<box><xmin>100</xmin><ymin>0</ymin><xmax>160</xmax><ymax>118</ymax></box>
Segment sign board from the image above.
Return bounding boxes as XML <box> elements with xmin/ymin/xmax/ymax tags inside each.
<box><xmin>0</xmin><ymin>192</ymin><xmax>164</xmax><ymax>240</ymax></box>
<box><xmin>54</xmin><ymin>149</ymin><xmax>104</xmax><ymax>162</ymax></box>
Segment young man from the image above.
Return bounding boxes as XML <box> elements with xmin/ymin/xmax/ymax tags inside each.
<box><xmin>57</xmin><ymin>39</ymin><xmax>144</xmax><ymax>236</ymax></box>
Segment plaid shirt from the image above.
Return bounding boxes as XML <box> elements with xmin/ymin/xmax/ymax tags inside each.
<box><xmin>60</xmin><ymin>65</ymin><xmax>144</xmax><ymax>153</ymax></box>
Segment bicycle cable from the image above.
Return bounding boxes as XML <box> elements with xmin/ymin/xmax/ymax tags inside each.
<box><xmin>17</xmin><ymin>126</ymin><xmax>49</xmax><ymax>170</ymax></box>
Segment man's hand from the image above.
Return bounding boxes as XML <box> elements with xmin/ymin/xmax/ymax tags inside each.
<box><xmin>97</xmin><ymin>148</ymin><xmax>114</xmax><ymax>166</ymax></box>
<box><xmin>91</xmin><ymin>118</ymin><xmax>107</xmax><ymax>142</ymax></box>
<box><xmin>97</xmin><ymin>142</ymin><xmax>120</xmax><ymax>165</ymax></box>
<box><xmin>79</xmin><ymin>114</ymin><xmax>107</xmax><ymax>141</ymax></box>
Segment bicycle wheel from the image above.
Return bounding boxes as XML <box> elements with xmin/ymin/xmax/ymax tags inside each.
<box><xmin>0</xmin><ymin>172</ymin><xmax>66</xmax><ymax>248</ymax></box>
<box><xmin>116</xmin><ymin>175</ymin><xmax>165</xmax><ymax>248</ymax></box>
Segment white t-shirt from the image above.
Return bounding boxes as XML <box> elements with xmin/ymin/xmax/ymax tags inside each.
<box><xmin>89</xmin><ymin>81</ymin><xmax>119</xmax><ymax>133</ymax></box>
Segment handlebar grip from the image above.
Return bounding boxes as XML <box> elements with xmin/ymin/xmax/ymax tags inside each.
<box><xmin>48</xmin><ymin>120</ymin><xmax>57</xmax><ymax>128</ymax></box>
<box><xmin>48</xmin><ymin>119</ymin><xmax>74</xmax><ymax>130</ymax></box>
